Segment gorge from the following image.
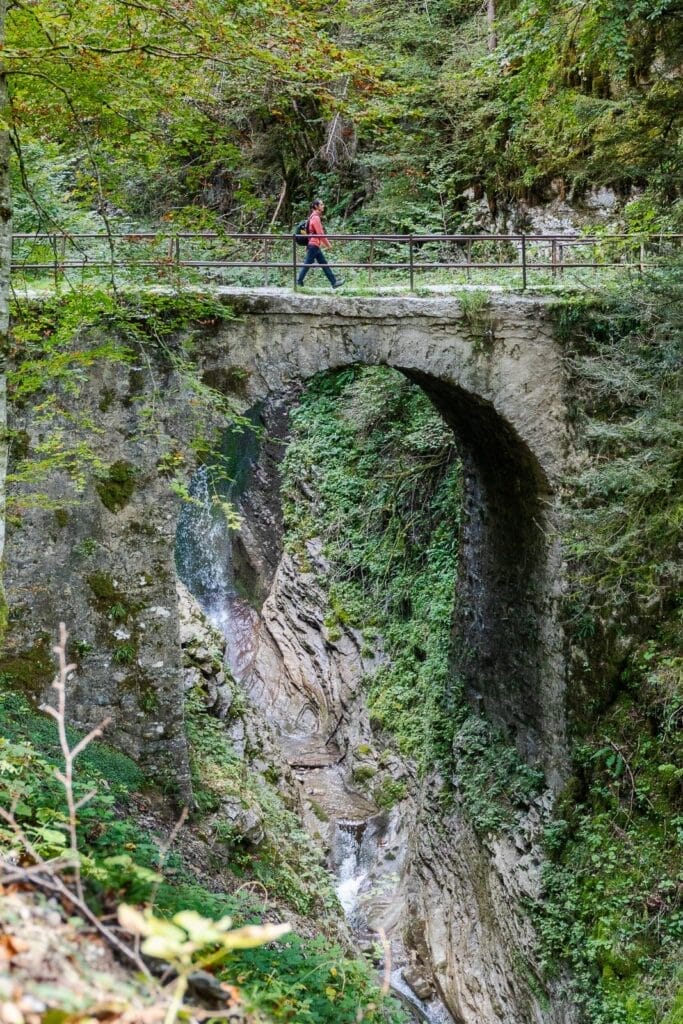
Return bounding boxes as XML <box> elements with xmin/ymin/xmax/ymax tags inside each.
<box><xmin>1</xmin><ymin>285</ymin><xmax>680</xmax><ymax>1024</ymax></box>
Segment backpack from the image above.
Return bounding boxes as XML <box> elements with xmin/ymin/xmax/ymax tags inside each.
<box><xmin>294</xmin><ymin>218</ymin><xmax>310</xmax><ymax>246</ymax></box>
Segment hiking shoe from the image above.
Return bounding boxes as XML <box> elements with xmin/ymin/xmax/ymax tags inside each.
<box><xmin>332</xmin><ymin>279</ymin><xmax>345</xmax><ymax>289</ymax></box>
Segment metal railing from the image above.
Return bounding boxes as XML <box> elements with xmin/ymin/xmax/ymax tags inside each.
<box><xmin>10</xmin><ymin>231</ymin><xmax>683</xmax><ymax>291</ymax></box>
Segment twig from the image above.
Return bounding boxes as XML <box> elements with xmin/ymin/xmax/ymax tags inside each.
<box><xmin>377</xmin><ymin>927</ymin><xmax>391</xmax><ymax>996</ymax></box>
<box><xmin>148</xmin><ymin>805</ymin><xmax>189</xmax><ymax>914</ymax></box>
<box><xmin>40</xmin><ymin>622</ymin><xmax>112</xmax><ymax>903</ymax></box>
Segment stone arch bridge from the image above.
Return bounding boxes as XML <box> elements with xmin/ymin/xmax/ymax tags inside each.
<box><xmin>4</xmin><ymin>290</ymin><xmax>571</xmax><ymax>795</ymax></box>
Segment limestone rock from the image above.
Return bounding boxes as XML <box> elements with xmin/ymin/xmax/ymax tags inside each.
<box><xmin>217</xmin><ymin>798</ymin><xmax>264</xmax><ymax>846</ymax></box>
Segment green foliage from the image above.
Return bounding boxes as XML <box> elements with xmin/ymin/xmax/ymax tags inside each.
<box><xmin>119</xmin><ymin>905</ymin><xmax>291</xmax><ymax>1024</ymax></box>
<box><xmin>538</xmin><ymin>650</ymin><xmax>682</xmax><ymax>1023</ymax></box>
<box><xmin>372</xmin><ymin>779</ymin><xmax>407</xmax><ymax>810</ymax></box>
<box><xmin>232</xmin><ymin>933</ymin><xmax>406</xmax><ymax>1024</ymax></box>
<box><xmin>0</xmin><ymin>686</ymin><xmax>407</xmax><ymax>1022</ymax></box>
<box><xmin>8</xmin><ymin>0</ymin><xmax>379</xmax><ymax>234</ymax></box>
<box><xmin>95</xmin><ymin>460</ymin><xmax>137</xmax><ymax>513</ymax></box>
<box><xmin>282</xmin><ymin>366</ymin><xmax>462</xmax><ymax>774</ymax></box>
<box><xmin>538</xmin><ymin>269</ymin><xmax>683</xmax><ymax>1022</ymax></box>
<box><xmin>452</xmin><ymin>717</ymin><xmax>545</xmax><ymax>832</ymax></box>
<box><xmin>557</xmin><ymin>266</ymin><xmax>683</xmax><ymax>676</ymax></box>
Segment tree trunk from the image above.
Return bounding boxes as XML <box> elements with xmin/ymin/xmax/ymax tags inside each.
<box><xmin>0</xmin><ymin>0</ymin><xmax>11</xmax><ymax>640</ymax></box>
<box><xmin>487</xmin><ymin>0</ymin><xmax>497</xmax><ymax>52</ymax></box>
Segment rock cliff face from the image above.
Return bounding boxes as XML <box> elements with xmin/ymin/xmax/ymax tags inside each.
<box><xmin>2</xmin><ymin>342</ymin><xmax>211</xmax><ymax>800</ymax></box>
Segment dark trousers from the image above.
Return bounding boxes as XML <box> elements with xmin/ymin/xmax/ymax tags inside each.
<box><xmin>297</xmin><ymin>244</ymin><xmax>337</xmax><ymax>286</ymax></box>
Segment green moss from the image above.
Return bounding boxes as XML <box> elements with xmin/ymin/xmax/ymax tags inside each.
<box><xmin>138</xmin><ymin>688</ymin><xmax>159</xmax><ymax>713</ymax></box>
<box><xmin>54</xmin><ymin>507</ymin><xmax>70</xmax><ymax>528</ymax></box>
<box><xmin>75</xmin><ymin>538</ymin><xmax>99</xmax><ymax>558</ymax></box>
<box><xmin>10</xmin><ymin>429</ymin><xmax>30</xmax><ymax>463</ymax></box>
<box><xmin>308</xmin><ymin>799</ymin><xmax>330</xmax><ymax>823</ymax></box>
<box><xmin>373</xmin><ymin>778</ymin><xmax>407</xmax><ymax>809</ymax></box>
<box><xmin>95</xmin><ymin>460</ymin><xmax>137</xmax><ymax>513</ymax></box>
<box><xmin>0</xmin><ymin>639</ymin><xmax>55</xmax><ymax>695</ymax></box>
<box><xmin>98</xmin><ymin>387</ymin><xmax>115</xmax><ymax>413</ymax></box>
<box><xmin>352</xmin><ymin>764</ymin><xmax>377</xmax><ymax>784</ymax></box>
<box><xmin>87</xmin><ymin>571</ymin><xmax>118</xmax><ymax>604</ymax></box>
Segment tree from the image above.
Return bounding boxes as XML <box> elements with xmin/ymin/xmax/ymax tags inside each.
<box><xmin>5</xmin><ymin>0</ymin><xmax>378</xmax><ymax>230</ymax></box>
<box><xmin>487</xmin><ymin>0</ymin><xmax>496</xmax><ymax>52</ymax></box>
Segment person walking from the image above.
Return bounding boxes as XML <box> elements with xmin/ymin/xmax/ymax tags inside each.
<box><xmin>296</xmin><ymin>199</ymin><xmax>344</xmax><ymax>289</ymax></box>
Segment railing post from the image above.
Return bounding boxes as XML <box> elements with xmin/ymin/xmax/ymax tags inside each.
<box><xmin>409</xmin><ymin>235</ymin><xmax>414</xmax><ymax>292</ymax></box>
<box><xmin>369</xmin><ymin>236</ymin><xmax>374</xmax><ymax>287</ymax></box>
<box><xmin>558</xmin><ymin>242</ymin><xmax>564</xmax><ymax>279</ymax></box>
<box><xmin>293</xmin><ymin>237</ymin><xmax>298</xmax><ymax>290</ymax></box>
<box><xmin>521</xmin><ymin>233</ymin><xmax>527</xmax><ymax>291</ymax></box>
<box><xmin>264</xmin><ymin>238</ymin><xmax>270</xmax><ymax>287</ymax></box>
<box><xmin>551</xmin><ymin>238</ymin><xmax>557</xmax><ymax>280</ymax></box>
<box><xmin>639</xmin><ymin>240</ymin><xmax>645</xmax><ymax>274</ymax></box>
<box><xmin>467</xmin><ymin>239</ymin><xmax>471</xmax><ymax>283</ymax></box>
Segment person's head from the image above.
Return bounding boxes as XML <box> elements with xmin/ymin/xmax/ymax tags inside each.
<box><xmin>311</xmin><ymin>198</ymin><xmax>325</xmax><ymax>213</ymax></box>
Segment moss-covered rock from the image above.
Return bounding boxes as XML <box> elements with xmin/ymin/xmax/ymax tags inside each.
<box><xmin>95</xmin><ymin>460</ymin><xmax>136</xmax><ymax>513</ymax></box>
<box><xmin>0</xmin><ymin>638</ymin><xmax>55</xmax><ymax>694</ymax></box>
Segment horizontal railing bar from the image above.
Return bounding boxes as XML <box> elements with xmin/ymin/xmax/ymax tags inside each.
<box><xmin>12</xmin><ymin>260</ymin><xmax>664</xmax><ymax>272</ymax></box>
<box><xmin>11</xmin><ymin>231</ymin><xmax>683</xmax><ymax>242</ymax></box>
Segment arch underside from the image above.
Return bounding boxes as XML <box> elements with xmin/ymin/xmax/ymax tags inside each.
<box><xmin>223</xmin><ymin>361</ymin><xmax>566</xmax><ymax>783</ymax></box>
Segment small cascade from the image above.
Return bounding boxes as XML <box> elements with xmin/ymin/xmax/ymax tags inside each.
<box><xmin>175</xmin><ymin>465</ymin><xmax>234</xmax><ymax>624</ymax></box>
<box><xmin>331</xmin><ymin>820</ymin><xmax>455</xmax><ymax>1024</ymax></box>
<box><xmin>333</xmin><ymin>820</ymin><xmax>370</xmax><ymax>928</ymax></box>
<box><xmin>175</xmin><ymin>423</ymin><xmax>261</xmax><ymax>681</ymax></box>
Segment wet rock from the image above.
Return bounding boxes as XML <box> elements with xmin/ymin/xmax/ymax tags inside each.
<box><xmin>403</xmin><ymin>965</ymin><xmax>435</xmax><ymax>1002</ymax></box>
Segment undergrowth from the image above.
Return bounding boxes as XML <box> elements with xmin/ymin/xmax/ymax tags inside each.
<box><xmin>0</xmin><ymin>684</ymin><xmax>407</xmax><ymax>1023</ymax></box>
<box><xmin>538</xmin><ymin>266</ymin><xmax>683</xmax><ymax>1024</ymax></box>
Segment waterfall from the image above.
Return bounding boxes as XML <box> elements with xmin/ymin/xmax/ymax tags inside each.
<box><xmin>333</xmin><ymin>820</ymin><xmax>370</xmax><ymax>928</ymax></box>
<box><xmin>175</xmin><ymin>464</ymin><xmax>235</xmax><ymax>625</ymax></box>
<box><xmin>175</xmin><ymin>419</ymin><xmax>261</xmax><ymax>680</ymax></box>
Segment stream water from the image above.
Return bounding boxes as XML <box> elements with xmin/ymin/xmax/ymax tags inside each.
<box><xmin>332</xmin><ymin>820</ymin><xmax>454</xmax><ymax>1024</ymax></box>
<box><xmin>175</xmin><ymin>419</ymin><xmax>261</xmax><ymax>677</ymax></box>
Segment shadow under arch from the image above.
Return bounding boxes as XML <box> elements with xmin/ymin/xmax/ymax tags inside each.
<box><xmin>400</xmin><ymin>367</ymin><xmax>564</xmax><ymax>780</ymax></box>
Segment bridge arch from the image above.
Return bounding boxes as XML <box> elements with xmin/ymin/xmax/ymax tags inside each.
<box><xmin>199</xmin><ymin>291</ymin><xmax>570</xmax><ymax>783</ymax></box>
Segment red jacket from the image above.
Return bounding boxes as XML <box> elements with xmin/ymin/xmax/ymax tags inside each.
<box><xmin>307</xmin><ymin>210</ymin><xmax>331</xmax><ymax>248</ymax></box>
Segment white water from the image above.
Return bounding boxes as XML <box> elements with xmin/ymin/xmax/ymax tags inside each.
<box><xmin>333</xmin><ymin>821</ymin><xmax>370</xmax><ymax>927</ymax></box>
<box><xmin>175</xmin><ymin>465</ymin><xmax>258</xmax><ymax>680</ymax></box>
<box><xmin>332</xmin><ymin>819</ymin><xmax>454</xmax><ymax>1024</ymax></box>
